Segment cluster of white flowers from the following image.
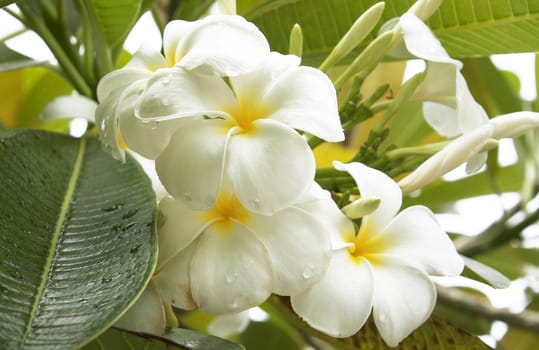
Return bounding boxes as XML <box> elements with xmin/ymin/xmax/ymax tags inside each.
<box><xmin>95</xmin><ymin>6</ymin><xmax>468</xmax><ymax>348</ymax></box>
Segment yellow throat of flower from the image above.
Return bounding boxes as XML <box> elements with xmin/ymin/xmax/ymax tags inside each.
<box><xmin>203</xmin><ymin>192</ymin><xmax>251</xmax><ymax>232</ymax></box>
<box><xmin>347</xmin><ymin>223</ymin><xmax>387</xmax><ymax>266</ymax></box>
<box><xmin>226</xmin><ymin>94</ymin><xmax>268</xmax><ymax>133</ymax></box>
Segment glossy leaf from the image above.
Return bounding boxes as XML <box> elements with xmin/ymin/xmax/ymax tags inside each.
<box><xmin>241</xmin><ymin>0</ymin><xmax>539</xmax><ymax>66</ymax></box>
<box><xmin>88</xmin><ymin>0</ymin><xmax>143</xmax><ymax>47</ymax></box>
<box><xmin>0</xmin><ymin>43</ymin><xmax>44</xmax><ymax>72</ymax></box>
<box><xmin>84</xmin><ymin>327</ymin><xmax>246</xmax><ymax>350</ymax></box>
<box><xmin>348</xmin><ymin>314</ymin><xmax>491</xmax><ymax>349</ymax></box>
<box><xmin>461</xmin><ymin>256</ymin><xmax>511</xmax><ymax>289</ymax></box>
<box><xmin>0</xmin><ymin>130</ymin><xmax>157</xmax><ymax>349</ymax></box>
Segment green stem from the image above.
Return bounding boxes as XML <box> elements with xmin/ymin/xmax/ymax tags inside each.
<box><xmin>17</xmin><ymin>2</ymin><xmax>94</xmax><ymax>98</ymax></box>
<box><xmin>0</xmin><ymin>28</ymin><xmax>27</xmax><ymax>43</ymax></box>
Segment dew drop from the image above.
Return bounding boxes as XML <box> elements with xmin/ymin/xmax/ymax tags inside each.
<box><xmin>122</xmin><ymin>209</ymin><xmax>139</xmax><ymax>219</ymax></box>
<box><xmin>182</xmin><ymin>192</ymin><xmax>193</xmax><ymax>202</ymax></box>
<box><xmin>101</xmin><ymin>277</ymin><xmax>112</xmax><ymax>284</ymax></box>
<box><xmin>150</xmin><ymin>121</ymin><xmax>159</xmax><ymax>130</ymax></box>
<box><xmin>225</xmin><ymin>271</ymin><xmax>238</xmax><ymax>284</ymax></box>
<box><xmin>249</xmin><ymin>199</ymin><xmax>261</xmax><ymax>210</ymax></box>
<box><xmin>302</xmin><ymin>265</ymin><xmax>315</xmax><ymax>279</ymax></box>
<box><xmin>378</xmin><ymin>311</ymin><xmax>386</xmax><ymax>323</ymax></box>
<box><xmin>161</xmin><ymin>74</ymin><xmax>172</xmax><ymax>86</ymax></box>
<box><xmin>231</xmin><ymin>294</ymin><xmax>247</xmax><ymax>309</ymax></box>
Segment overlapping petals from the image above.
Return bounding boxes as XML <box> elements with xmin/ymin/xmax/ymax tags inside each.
<box><xmin>292</xmin><ymin>161</ymin><xmax>463</xmax><ymax>346</ymax></box>
<box><xmin>134</xmin><ymin>52</ymin><xmax>341</xmax><ymax>214</ymax></box>
<box><xmin>96</xmin><ymin>14</ymin><xmax>270</xmax><ymax>161</ymax></box>
<box><xmin>400</xmin><ymin>13</ymin><xmax>489</xmax><ymax>138</ymax></box>
<box><xmin>151</xmin><ymin>184</ymin><xmax>334</xmax><ymax>314</ymax></box>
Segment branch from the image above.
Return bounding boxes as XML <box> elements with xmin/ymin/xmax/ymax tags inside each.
<box><xmin>437</xmin><ymin>286</ymin><xmax>539</xmax><ymax>333</ymax></box>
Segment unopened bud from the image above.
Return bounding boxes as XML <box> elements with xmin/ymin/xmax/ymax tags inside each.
<box><xmin>489</xmin><ymin>111</ymin><xmax>539</xmax><ymax>139</ymax></box>
<box><xmin>408</xmin><ymin>0</ymin><xmax>443</xmax><ymax>21</ymax></box>
<box><xmin>320</xmin><ymin>2</ymin><xmax>385</xmax><ymax>71</ymax></box>
<box><xmin>289</xmin><ymin>24</ymin><xmax>303</xmax><ymax>58</ymax></box>
<box><xmin>217</xmin><ymin>0</ymin><xmax>236</xmax><ymax>15</ymax></box>
<box><xmin>341</xmin><ymin>196</ymin><xmax>381</xmax><ymax>219</ymax></box>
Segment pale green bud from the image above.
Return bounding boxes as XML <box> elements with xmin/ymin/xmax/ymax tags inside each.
<box><xmin>320</xmin><ymin>2</ymin><xmax>385</xmax><ymax>71</ymax></box>
<box><xmin>408</xmin><ymin>0</ymin><xmax>443</xmax><ymax>21</ymax></box>
<box><xmin>289</xmin><ymin>24</ymin><xmax>303</xmax><ymax>58</ymax></box>
<box><xmin>217</xmin><ymin>0</ymin><xmax>236</xmax><ymax>15</ymax></box>
<box><xmin>341</xmin><ymin>196</ymin><xmax>381</xmax><ymax>219</ymax></box>
<box><xmin>334</xmin><ymin>30</ymin><xmax>393</xmax><ymax>89</ymax></box>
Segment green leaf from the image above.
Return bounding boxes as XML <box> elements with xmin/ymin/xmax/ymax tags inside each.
<box><xmin>88</xmin><ymin>0</ymin><xmax>142</xmax><ymax>47</ymax></box>
<box><xmin>0</xmin><ymin>43</ymin><xmax>44</xmax><ymax>72</ymax></box>
<box><xmin>0</xmin><ymin>130</ymin><xmax>157</xmax><ymax>349</ymax></box>
<box><xmin>461</xmin><ymin>256</ymin><xmax>511</xmax><ymax>289</ymax></box>
<box><xmin>241</xmin><ymin>0</ymin><xmax>539</xmax><ymax>66</ymax></box>
<box><xmin>84</xmin><ymin>327</ymin><xmax>246</xmax><ymax>350</ymax></box>
<box><xmin>239</xmin><ymin>321</ymin><xmax>304</xmax><ymax>350</ymax></box>
<box><xmin>476</xmin><ymin>244</ymin><xmax>539</xmax><ymax>280</ymax></box>
<box><xmin>0</xmin><ymin>0</ymin><xmax>16</xmax><ymax>8</ymax></box>
<box><xmin>348</xmin><ymin>315</ymin><xmax>491</xmax><ymax>349</ymax></box>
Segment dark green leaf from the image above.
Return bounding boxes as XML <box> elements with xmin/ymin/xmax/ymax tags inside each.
<box><xmin>0</xmin><ymin>130</ymin><xmax>157</xmax><ymax>349</ymax></box>
<box><xmin>84</xmin><ymin>327</ymin><xmax>246</xmax><ymax>349</ymax></box>
<box><xmin>0</xmin><ymin>43</ymin><xmax>44</xmax><ymax>72</ymax></box>
<box><xmin>241</xmin><ymin>0</ymin><xmax>539</xmax><ymax>66</ymax></box>
<box><xmin>88</xmin><ymin>0</ymin><xmax>143</xmax><ymax>47</ymax></box>
<box><xmin>239</xmin><ymin>321</ymin><xmax>303</xmax><ymax>350</ymax></box>
<box><xmin>0</xmin><ymin>0</ymin><xmax>16</xmax><ymax>8</ymax></box>
<box><xmin>461</xmin><ymin>256</ymin><xmax>511</xmax><ymax>289</ymax></box>
<box><xmin>348</xmin><ymin>315</ymin><xmax>491</xmax><ymax>349</ymax></box>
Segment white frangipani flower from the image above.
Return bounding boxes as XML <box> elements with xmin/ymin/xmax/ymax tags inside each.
<box><xmin>132</xmin><ymin>52</ymin><xmax>343</xmax><ymax>214</ymax></box>
<box><xmin>115</xmin><ymin>285</ymin><xmax>166</xmax><ymax>335</ymax></box>
<box><xmin>151</xmin><ymin>183</ymin><xmax>334</xmax><ymax>315</ymax></box>
<box><xmin>95</xmin><ymin>14</ymin><xmax>270</xmax><ymax>160</ymax></box>
<box><xmin>207</xmin><ymin>310</ymin><xmax>250</xmax><ymax>338</ymax></box>
<box><xmin>291</xmin><ymin>161</ymin><xmax>463</xmax><ymax>347</ymax></box>
<box><xmin>400</xmin><ymin>13</ymin><xmax>489</xmax><ymax>138</ymax></box>
<box><xmin>399</xmin><ymin>112</ymin><xmax>539</xmax><ymax>192</ymax></box>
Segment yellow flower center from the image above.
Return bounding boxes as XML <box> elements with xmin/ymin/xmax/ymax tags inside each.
<box><xmin>203</xmin><ymin>192</ymin><xmax>251</xmax><ymax>232</ymax></box>
<box><xmin>224</xmin><ymin>94</ymin><xmax>268</xmax><ymax>133</ymax></box>
<box><xmin>347</xmin><ymin>223</ymin><xmax>386</xmax><ymax>266</ymax></box>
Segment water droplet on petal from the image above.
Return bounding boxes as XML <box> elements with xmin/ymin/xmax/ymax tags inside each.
<box><xmin>182</xmin><ymin>192</ymin><xmax>193</xmax><ymax>202</ymax></box>
<box><xmin>249</xmin><ymin>199</ymin><xmax>261</xmax><ymax>210</ymax></box>
<box><xmin>231</xmin><ymin>294</ymin><xmax>247</xmax><ymax>309</ymax></box>
<box><xmin>225</xmin><ymin>271</ymin><xmax>238</xmax><ymax>284</ymax></box>
<box><xmin>302</xmin><ymin>264</ymin><xmax>315</xmax><ymax>279</ymax></box>
<box><xmin>161</xmin><ymin>74</ymin><xmax>172</xmax><ymax>86</ymax></box>
<box><xmin>150</xmin><ymin>121</ymin><xmax>159</xmax><ymax>130</ymax></box>
<box><xmin>378</xmin><ymin>311</ymin><xmax>386</xmax><ymax>323</ymax></box>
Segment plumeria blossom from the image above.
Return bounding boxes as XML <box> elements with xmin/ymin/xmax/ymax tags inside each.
<box><xmin>95</xmin><ymin>14</ymin><xmax>270</xmax><ymax>160</ymax></box>
<box><xmin>132</xmin><ymin>52</ymin><xmax>343</xmax><ymax>214</ymax></box>
<box><xmin>399</xmin><ymin>13</ymin><xmax>489</xmax><ymax>138</ymax></box>
<box><xmin>150</xmin><ymin>182</ymin><xmax>335</xmax><ymax>315</ymax></box>
<box><xmin>291</xmin><ymin>161</ymin><xmax>463</xmax><ymax>347</ymax></box>
<box><xmin>399</xmin><ymin>111</ymin><xmax>539</xmax><ymax>192</ymax></box>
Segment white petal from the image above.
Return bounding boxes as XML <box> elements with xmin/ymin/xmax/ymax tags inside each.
<box><xmin>152</xmin><ymin>242</ymin><xmax>197</xmax><ymax>310</ymax></box>
<box><xmin>166</xmin><ymin>15</ymin><xmax>270</xmax><ymax>76</ymax></box>
<box><xmin>422</xmin><ymin>102</ymin><xmax>461</xmax><ymax>138</ymax></box>
<box><xmin>293</xmin><ymin>183</ymin><xmax>356</xmax><ymax>248</ymax></box>
<box><xmin>414</xmin><ymin>62</ymin><xmax>457</xmax><ymax>105</ymax></box>
<box><xmin>156</xmin><ymin>118</ymin><xmax>231</xmax><ymax>210</ymax></box>
<box><xmin>190</xmin><ymin>222</ymin><xmax>273</xmax><ymax>314</ymax></box>
<box><xmin>398</xmin><ymin>125</ymin><xmax>493</xmax><ymax>193</ymax></box>
<box><xmin>115</xmin><ymin>285</ymin><xmax>165</xmax><ymax>334</ymax></box>
<box><xmin>291</xmin><ymin>250</ymin><xmax>374</xmax><ymax>338</ymax></box>
<box><xmin>97</xmin><ymin>68</ymin><xmax>150</xmax><ymax>103</ymax></box>
<box><xmin>381</xmin><ymin>206</ymin><xmax>464</xmax><ymax>276</ymax></box>
<box><xmin>249</xmin><ymin>206</ymin><xmax>331</xmax><ymax>295</ymax></box>
<box><xmin>41</xmin><ymin>94</ymin><xmax>97</xmax><ymax>122</ymax></box>
<box><xmin>465</xmin><ymin>151</ymin><xmax>487</xmax><ymax>174</ymax></box>
<box><xmin>157</xmin><ymin>197</ymin><xmax>210</xmax><ymax>268</ymax></box>
<box><xmin>400</xmin><ymin>13</ymin><xmax>461</xmax><ymax>68</ymax></box>
<box><xmin>125</xmin><ymin>42</ymin><xmax>167</xmax><ymax>71</ymax></box>
<box><xmin>163</xmin><ymin>20</ymin><xmax>193</xmax><ymax>65</ymax></box>
<box><xmin>95</xmin><ymin>89</ymin><xmax>126</xmax><ymax>161</ymax></box>
<box><xmin>208</xmin><ymin>311</ymin><xmax>250</xmax><ymax>338</ymax></box>
<box><xmin>489</xmin><ymin>111</ymin><xmax>539</xmax><ymax>139</ymax></box>
<box><xmin>455</xmin><ymin>73</ymin><xmax>489</xmax><ymax>133</ymax></box>
<box><xmin>371</xmin><ymin>256</ymin><xmax>436</xmax><ymax>347</ymax></box>
<box><xmin>265</xmin><ymin>65</ymin><xmax>343</xmax><ymax>141</ymax></box>
<box><xmin>334</xmin><ymin>161</ymin><xmax>402</xmax><ymax>233</ymax></box>
<box><xmin>227</xmin><ymin>119</ymin><xmax>315</xmax><ymax>215</ymax></box>
<box><xmin>119</xmin><ymin>106</ymin><xmax>186</xmax><ymax>159</ymax></box>
<box><xmin>135</xmin><ymin>67</ymin><xmax>234</xmax><ymax>121</ymax></box>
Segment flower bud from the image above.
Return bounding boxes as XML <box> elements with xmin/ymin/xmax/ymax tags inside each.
<box><xmin>289</xmin><ymin>24</ymin><xmax>303</xmax><ymax>58</ymax></box>
<box><xmin>341</xmin><ymin>196</ymin><xmax>381</xmax><ymax>219</ymax></box>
